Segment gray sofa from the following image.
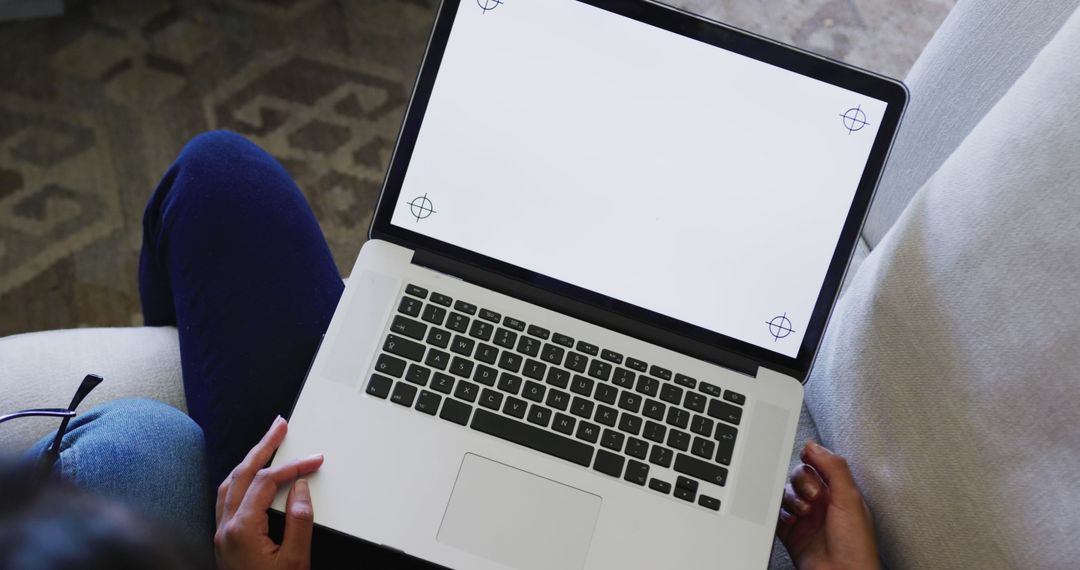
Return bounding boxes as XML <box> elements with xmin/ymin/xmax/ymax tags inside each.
<box><xmin>3</xmin><ymin>1</ymin><xmax>1079</xmax><ymax>567</ymax></box>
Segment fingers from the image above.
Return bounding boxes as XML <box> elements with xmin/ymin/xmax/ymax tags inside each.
<box><xmin>234</xmin><ymin>454</ymin><xmax>324</xmax><ymax>523</ymax></box>
<box><xmin>776</xmin><ymin>507</ymin><xmax>797</xmax><ymax>542</ymax></box>
<box><xmin>800</xmin><ymin>441</ymin><xmax>862</xmax><ymax>508</ymax></box>
<box><xmin>782</xmin><ymin>483</ymin><xmax>812</xmax><ymax>516</ymax></box>
<box><xmin>221</xmin><ymin>416</ymin><xmax>288</xmax><ymax>522</ymax></box>
<box><xmin>278</xmin><ymin>479</ymin><xmax>315</xmax><ymax>570</ymax></box>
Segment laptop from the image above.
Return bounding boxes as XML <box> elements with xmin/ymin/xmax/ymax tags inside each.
<box><xmin>271</xmin><ymin>1</ymin><xmax>907</xmax><ymax>568</ymax></box>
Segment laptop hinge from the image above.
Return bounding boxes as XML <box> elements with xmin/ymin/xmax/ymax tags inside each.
<box><xmin>412</xmin><ymin>250</ymin><xmax>759</xmax><ymax>378</ymax></box>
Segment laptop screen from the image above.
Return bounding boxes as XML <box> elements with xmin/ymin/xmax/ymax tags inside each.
<box><xmin>388</xmin><ymin>0</ymin><xmax>888</xmax><ymax>359</ymax></box>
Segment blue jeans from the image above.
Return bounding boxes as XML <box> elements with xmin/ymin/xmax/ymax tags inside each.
<box><xmin>28</xmin><ymin>131</ymin><xmax>344</xmax><ymax>543</ymax></box>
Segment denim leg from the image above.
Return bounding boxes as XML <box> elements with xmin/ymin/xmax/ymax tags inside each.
<box><xmin>24</xmin><ymin>398</ymin><xmax>212</xmax><ymax>544</ymax></box>
<box><xmin>138</xmin><ymin>131</ymin><xmax>344</xmax><ymax>491</ymax></box>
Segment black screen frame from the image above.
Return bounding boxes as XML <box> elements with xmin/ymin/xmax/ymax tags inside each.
<box><xmin>370</xmin><ymin>0</ymin><xmax>908</xmax><ymax>381</ymax></box>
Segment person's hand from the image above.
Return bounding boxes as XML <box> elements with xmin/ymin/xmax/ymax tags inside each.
<box><xmin>776</xmin><ymin>441</ymin><xmax>880</xmax><ymax>570</ymax></box>
<box><xmin>215</xmin><ymin>416</ymin><xmax>324</xmax><ymax>570</ymax></box>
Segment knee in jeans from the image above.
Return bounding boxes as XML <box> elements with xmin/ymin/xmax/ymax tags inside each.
<box><xmin>95</xmin><ymin>398</ymin><xmax>203</xmax><ymax>446</ymax></box>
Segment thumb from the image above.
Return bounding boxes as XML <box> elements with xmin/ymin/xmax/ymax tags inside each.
<box><xmin>279</xmin><ymin>479</ymin><xmax>314</xmax><ymax>570</ymax></box>
<box><xmin>801</xmin><ymin>441</ymin><xmax>863</xmax><ymax>509</ymax></box>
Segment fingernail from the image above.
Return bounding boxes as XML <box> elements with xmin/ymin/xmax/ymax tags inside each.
<box><xmin>808</xmin><ymin>441</ymin><xmax>825</xmax><ymax>454</ymax></box>
<box><xmin>793</xmin><ymin>497</ymin><xmax>810</xmax><ymax>515</ymax></box>
<box><xmin>274</xmin><ymin>415</ymin><xmax>285</xmax><ymax>426</ymax></box>
<box><xmin>307</xmin><ymin>453</ymin><xmax>324</xmax><ymax>462</ymax></box>
<box><xmin>295</xmin><ymin>478</ymin><xmax>310</xmax><ymax>498</ymax></box>
<box><xmin>799</xmin><ymin>478</ymin><xmax>819</xmax><ymax>501</ymax></box>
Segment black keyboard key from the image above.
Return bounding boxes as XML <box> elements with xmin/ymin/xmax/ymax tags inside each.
<box><xmin>446</xmin><ymin>313</ymin><xmax>470</xmax><ymax>334</ymax></box>
<box><xmin>527</xmin><ymin>404</ymin><xmax>552</xmax><ymax>427</ymax></box>
<box><xmin>676</xmin><ymin>476</ymin><xmax>698</xmax><ymax>493</ymax></box>
<box><xmin>674</xmin><ymin>373</ymin><xmax>697</xmax><ymax>389</ymax></box>
<box><xmin>416</xmin><ymin>391</ymin><xmax>441</xmax><ymax>415</ymax></box>
<box><xmin>406</xmin><ymin>364</ymin><xmax>431</xmax><ymax>386</ymax></box>
<box><xmin>675</xmin><ymin>454</ymin><xmax>728</xmax><ymax>487</ymax></box>
<box><xmin>449</xmin><ymin>356</ymin><xmax>474</xmax><ymax>378</ymax></box>
<box><xmin>724</xmin><ymin>390</ymin><xmax>747</xmax><ymax>406</ymax></box>
<box><xmin>649</xmin><ymin>479</ymin><xmax>671</xmax><ymax>494</ymax></box>
<box><xmin>375</xmin><ymin>354</ymin><xmax>407</xmax><ymax>378</ymax></box>
<box><xmin>600</xmin><ymin>429</ymin><xmax>626</xmax><ymax>451</ymax></box>
<box><xmin>624</xmin><ymin>460</ymin><xmax>649</xmax><ymax>486</ymax></box>
<box><xmin>593</xmin><ymin>449</ymin><xmax>624</xmax><ymax>478</ymax></box>
<box><xmin>684</xmin><ymin>392</ymin><xmax>707</xmax><ymax>414</ymax></box>
<box><xmin>474</xmin><ymin>365</ymin><xmax>498</xmax><ymax>386</ymax></box>
<box><xmin>390</xmin><ymin>315</ymin><xmax>427</xmax><ymax>340</ymax></box>
<box><xmin>666</xmin><ymin>408</ymin><xmax>690</xmax><ymax>429</ymax></box>
<box><xmin>643</xmin><ymin>421</ymin><xmax>666</xmax><ymax>444</ymax></box>
<box><xmin>714</xmin><ymin>423</ymin><xmax>737</xmax><ymax>466</ymax></box>
<box><xmin>440</xmin><ymin>399</ymin><xmax>472</xmax><ymax>426</ymax></box>
<box><xmin>391</xmin><ymin>382</ymin><xmax>417</xmax><ymax>407</ymax></box>
<box><xmin>454</xmin><ymin>300</ymin><xmax>476</xmax><ymax>315</ymax></box>
<box><xmin>546</xmin><ymin>388</ymin><xmax>571</xmax><ymax>410</ymax></box>
<box><xmin>552</xmin><ymin>333</ymin><xmax>574</xmax><ymax>348</ymax></box>
<box><xmin>475</xmin><ymin>343</ymin><xmax>498</xmax><ymax>364</ymax></box>
<box><xmin>527</xmin><ymin>325</ymin><xmax>550</xmax><ymax>340</ymax></box>
<box><xmin>636</xmin><ymin>376</ymin><xmax>660</xmax><ymax>397</ymax></box>
<box><xmin>425</xmin><ymin>349</ymin><xmax>450</xmax><ymax>371</ymax></box>
<box><xmin>700</xmin><ymin>382</ymin><xmax>722</xmax><ymax>398</ymax></box>
<box><xmin>626</xmin><ymin>437</ymin><xmax>649</xmax><ymax>460</ymax></box>
<box><xmin>450</xmin><ymin>335</ymin><xmax>475</xmax><ymax>356</ymax></box>
<box><xmin>691</xmin><ymin>436</ymin><xmax>716</xmax><ymax>460</ymax></box>
<box><xmin>642</xmin><ymin>399</ymin><xmax>665</xmax><ymax>421</ymax></box>
<box><xmin>541</xmin><ymin>344</ymin><xmax>565</xmax><ymax>365</ymax></box>
<box><xmin>405</xmin><ymin>284</ymin><xmax>427</xmax><ymax>299</ymax></box>
<box><xmin>660</xmin><ymin>384</ymin><xmax>683</xmax><ymax>405</ymax></box>
<box><xmin>497</xmin><ymin>373</ymin><xmax>523</xmax><ymax>395</ymax></box>
<box><xmin>617</xmin><ymin>391</ymin><xmax>642</xmax><ymax>413</ymax></box>
<box><xmin>565</xmin><ymin>352</ymin><xmax>588</xmax><ymax>373</ymax></box>
<box><xmin>668</xmin><ymin>429</ymin><xmax>691</xmax><ymax>451</ymax></box>
<box><xmin>594</xmin><ymin>405</ymin><xmax>618</xmax><ymax>427</ymax></box>
<box><xmin>517</xmin><ymin>337</ymin><xmax>541</xmax><ymax>358</ymax></box>
<box><xmin>480</xmin><ymin>388</ymin><xmax>503</xmax><ymax>410</ymax></box>
<box><xmin>678</xmin><ymin>453</ymin><xmax>730</xmax><ymax>485</ymax></box>
<box><xmin>546</xmin><ymin>368</ymin><xmax>570</xmax><ymax>388</ymax></box>
<box><xmin>576</xmin><ymin>341</ymin><xmax>599</xmax><ymax>356</ymax></box>
<box><xmin>503</xmin><ymin>317</ymin><xmax>526</xmax><ymax>331</ymax></box>
<box><xmin>570</xmin><ymin>375</ymin><xmax>594</xmax><ymax>397</ymax></box>
<box><xmin>600</xmin><ymin>349</ymin><xmax>623</xmax><ymax>364</ymax></box>
<box><xmin>708</xmin><ymin>399</ymin><xmax>743</xmax><ymax>425</ymax></box>
<box><xmin>618</xmin><ymin>413</ymin><xmax>642</xmax><ymax>435</ymax></box>
<box><xmin>430</xmin><ymin>292</ymin><xmax>452</xmax><ymax>307</ymax></box>
<box><xmin>594</xmin><ymin>384</ymin><xmax>618</xmax><ymax>405</ymax></box>
<box><xmin>503</xmin><ymin>396</ymin><xmax>528</xmax><ymax>419</ymax></box>
<box><xmin>649</xmin><ymin>445</ymin><xmax>673</xmax><ymax>468</ymax></box>
<box><xmin>384</xmin><ymin>334</ymin><xmax>425</xmax><ymax>362</ymax></box>
<box><xmin>612</xmin><ymin>367</ymin><xmax>636</xmax><ymax>389</ymax></box>
<box><xmin>699</xmin><ymin>495</ymin><xmax>721</xmax><ymax>511</ymax></box>
<box><xmin>471</xmin><ymin>409</ymin><xmax>593</xmax><ymax>467</ymax></box>
<box><xmin>479</xmin><ymin>309</ymin><xmax>501</xmax><ymax>323</ymax></box>
<box><xmin>431</xmin><ymin>372</ymin><xmax>455</xmax><ymax>394</ymax></box>
<box><xmin>522</xmin><ymin>380</ymin><xmax>546</xmax><ymax>402</ymax></box>
<box><xmin>576</xmin><ymin>421</ymin><xmax>600</xmax><ymax>443</ymax></box>
<box><xmin>675</xmin><ymin>487</ymin><xmax>696</xmax><ymax>502</ymax></box>
<box><xmin>469</xmin><ymin>320</ymin><xmax>494</xmax><ymax>342</ymax></box>
<box><xmin>494</xmin><ymin>327</ymin><xmax>518</xmax><ymax>349</ymax></box>
<box><xmin>454</xmin><ymin>380</ymin><xmax>479</xmax><ymax>402</ymax></box>
<box><xmin>427</xmin><ymin>327</ymin><xmax>451</xmax><ymax>349</ymax></box>
<box><xmin>588</xmin><ymin>359</ymin><xmax>612</xmax><ymax>381</ymax></box>
<box><xmin>649</xmin><ymin>365</ymin><xmax>672</xmax><ymax>381</ymax></box>
<box><xmin>398</xmin><ymin>297</ymin><xmax>422</xmax><ymax>317</ymax></box>
<box><xmin>570</xmin><ymin>397</ymin><xmax>594</xmax><ymax>419</ymax></box>
<box><xmin>552</xmin><ymin>412</ymin><xmax>576</xmax><ymax>435</ymax></box>
<box><xmin>366</xmin><ymin>375</ymin><xmax>393</xmax><ymax>398</ymax></box>
<box><xmin>421</xmin><ymin>304</ymin><xmax>446</xmax><ymax>326</ymax></box>
<box><xmin>691</xmin><ymin>415</ymin><xmax>714</xmax><ymax>437</ymax></box>
<box><xmin>498</xmin><ymin>351</ymin><xmax>523</xmax><ymax>373</ymax></box>
<box><xmin>626</xmin><ymin>357</ymin><xmax>648</xmax><ymax>373</ymax></box>
<box><xmin>522</xmin><ymin>359</ymin><xmax>546</xmax><ymax>380</ymax></box>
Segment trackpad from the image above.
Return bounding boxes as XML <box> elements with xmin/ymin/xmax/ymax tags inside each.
<box><xmin>438</xmin><ymin>454</ymin><xmax>601</xmax><ymax>570</ymax></box>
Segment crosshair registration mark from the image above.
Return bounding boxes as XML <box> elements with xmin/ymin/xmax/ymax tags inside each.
<box><xmin>840</xmin><ymin>105</ymin><xmax>871</xmax><ymax>135</ymax></box>
<box><xmin>408</xmin><ymin>194</ymin><xmax>436</xmax><ymax>222</ymax></box>
<box><xmin>767</xmin><ymin>313</ymin><xmax>796</xmax><ymax>342</ymax></box>
<box><xmin>478</xmin><ymin>0</ymin><xmax>503</xmax><ymax>13</ymax></box>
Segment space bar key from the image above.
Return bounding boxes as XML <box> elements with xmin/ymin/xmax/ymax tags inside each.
<box><xmin>471</xmin><ymin>409</ymin><xmax>594</xmax><ymax>468</ymax></box>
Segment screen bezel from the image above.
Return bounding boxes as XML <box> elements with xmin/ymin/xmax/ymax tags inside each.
<box><xmin>370</xmin><ymin>0</ymin><xmax>908</xmax><ymax>380</ymax></box>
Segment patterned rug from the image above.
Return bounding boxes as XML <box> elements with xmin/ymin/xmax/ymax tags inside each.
<box><xmin>0</xmin><ymin>0</ymin><xmax>953</xmax><ymax>336</ymax></box>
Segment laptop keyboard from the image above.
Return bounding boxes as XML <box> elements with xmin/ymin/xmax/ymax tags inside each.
<box><xmin>365</xmin><ymin>284</ymin><xmax>745</xmax><ymax>513</ymax></box>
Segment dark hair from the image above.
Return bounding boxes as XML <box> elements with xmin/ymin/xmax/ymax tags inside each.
<box><xmin>0</xmin><ymin>459</ymin><xmax>210</xmax><ymax>570</ymax></box>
